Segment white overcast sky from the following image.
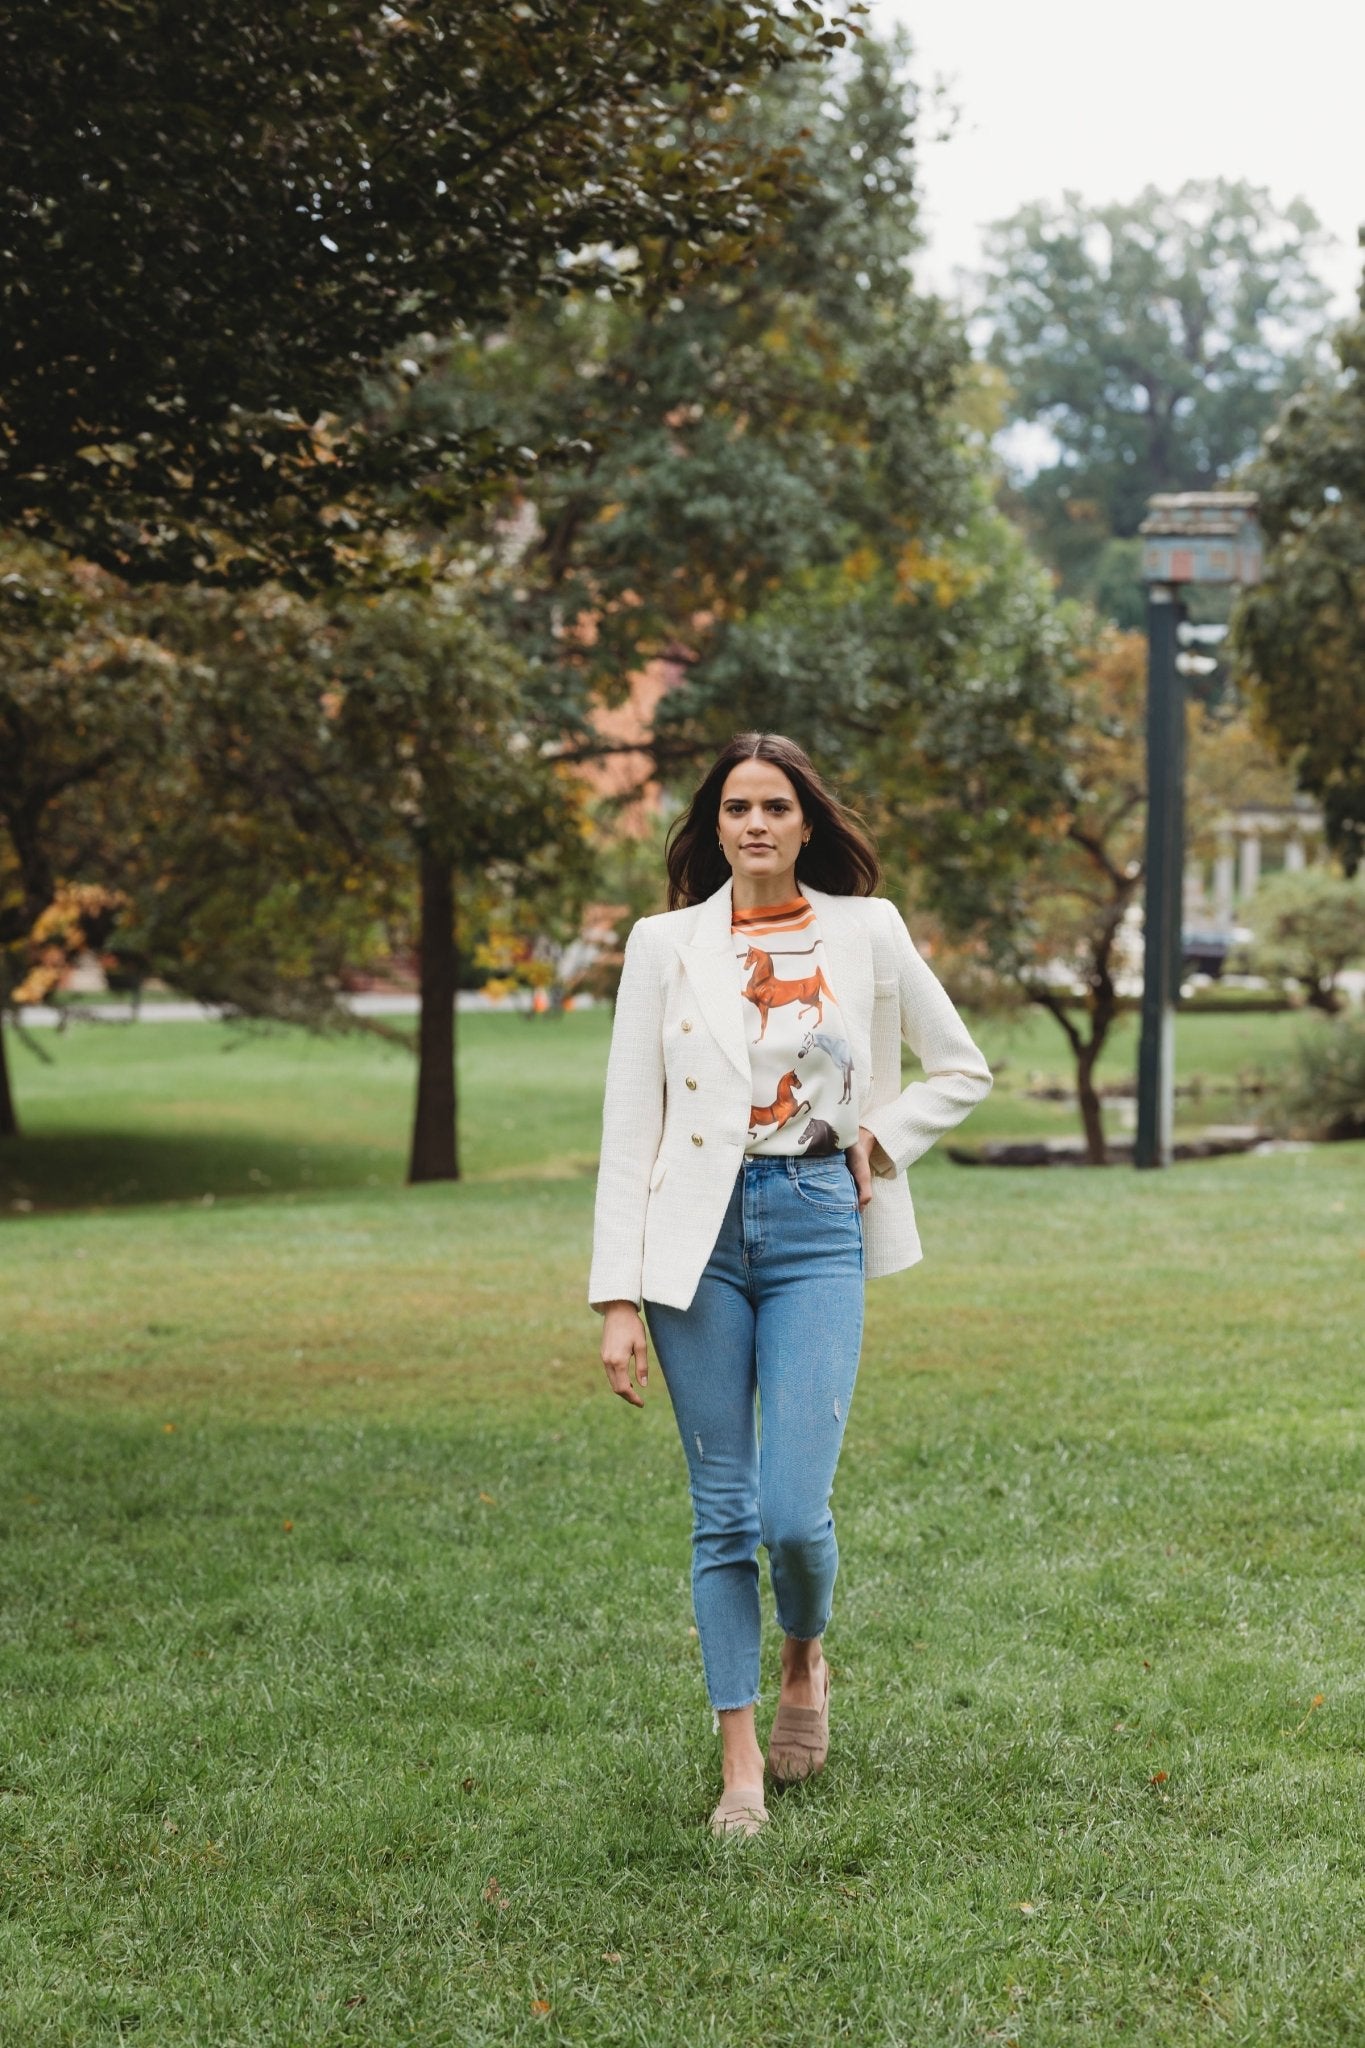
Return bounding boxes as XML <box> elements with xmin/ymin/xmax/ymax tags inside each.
<box><xmin>873</xmin><ymin>0</ymin><xmax>1365</xmax><ymax>322</ymax></box>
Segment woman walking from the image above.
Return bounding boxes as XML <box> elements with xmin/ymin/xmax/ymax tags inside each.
<box><xmin>588</xmin><ymin>734</ymin><xmax>992</xmax><ymax>1837</ymax></box>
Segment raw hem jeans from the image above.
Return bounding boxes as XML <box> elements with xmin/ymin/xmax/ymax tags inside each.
<box><xmin>644</xmin><ymin>1152</ymin><xmax>865</xmax><ymax>1712</ymax></box>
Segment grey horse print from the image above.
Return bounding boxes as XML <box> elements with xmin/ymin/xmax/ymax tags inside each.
<box><xmin>798</xmin><ymin>1027</ymin><xmax>854</xmax><ymax>1105</ymax></box>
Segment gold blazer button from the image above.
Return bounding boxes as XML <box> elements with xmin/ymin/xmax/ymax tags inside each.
<box><xmin>680</xmin><ymin>1018</ymin><xmax>693</xmax><ymax>1032</ymax></box>
<box><xmin>691</xmin><ymin>1133</ymin><xmax>704</xmax><ymax>1146</ymax></box>
<box><xmin>685</xmin><ymin>1076</ymin><xmax>697</xmax><ymax>1090</ymax></box>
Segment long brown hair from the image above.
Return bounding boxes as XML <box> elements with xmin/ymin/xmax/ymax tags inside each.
<box><xmin>665</xmin><ymin>733</ymin><xmax>880</xmax><ymax>909</ymax></box>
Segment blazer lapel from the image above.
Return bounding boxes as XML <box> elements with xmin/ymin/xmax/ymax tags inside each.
<box><xmin>677</xmin><ymin>876</ymin><xmax>751</xmax><ymax>1083</ymax></box>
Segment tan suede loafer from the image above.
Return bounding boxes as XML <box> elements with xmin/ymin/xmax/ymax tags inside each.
<box><xmin>709</xmin><ymin>1784</ymin><xmax>768</xmax><ymax>1838</ymax></box>
<box><xmin>766</xmin><ymin>1658</ymin><xmax>831</xmax><ymax>1784</ymax></box>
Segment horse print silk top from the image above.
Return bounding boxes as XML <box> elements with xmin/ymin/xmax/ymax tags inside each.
<box><xmin>731</xmin><ymin>896</ymin><xmax>859</xmax><ymax>1159</ymax></box>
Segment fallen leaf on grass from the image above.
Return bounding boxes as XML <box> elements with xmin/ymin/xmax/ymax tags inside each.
<box><xmin>483</xmin><ymin>1877</ymin><xmax>510</xmax><ymax>1911</ymax></box>
<box><xmin>282</xmin><ymin>1520</ymin><xmax>294</xmax><ymax>1533</ymax></box>
<box><xmin>1284</xmin><ymin>1693</ymin><xmax>1325</xmax><ymax>1738</ymax></box>
<box><xmin>1012</xmin><ymin>1901</ymin><xmax>1036</xmax><ymax>1915</ymax></box>
<box><xmin>478</xmin><ymin>1492</ymin><xmax>497</xmax><ymax>1505</ymax></box>
<box><xmin>344</xmin><ymin>1993</ymin><xmax>366</xmax><ymax>2010</ymax></box>
<box><xmin>602</xmin><ymin>1952</ymin><xmax>622</xmax><ymax>1965</ymax></box>
<box><xmin>1150</xmin><ymin>1770</ymin><xmax>1169</xmax><ymax>1785</ymax></box>
<box><xmin>163</xmin><ymin>1423</ymin><xmax>177</xmax><ymax>1434</ymax></box>
<box><xmin>531</xmin><ymin>1999</ymin><xmax>551</xmax><ymax>2015</ymax></box>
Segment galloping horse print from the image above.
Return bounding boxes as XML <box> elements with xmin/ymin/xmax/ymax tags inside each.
<box><xmin>749</xmin><ymin>1070</ymin><xmax>811</xmax><ymax>1136</ymax></box>
<box><xmin>741</xmin><ymin>946</ymin><xmax>838</xmax><ymax>1042</ymax></box>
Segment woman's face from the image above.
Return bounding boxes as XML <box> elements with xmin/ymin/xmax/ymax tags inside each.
<box><xmin>716</xmin><ymin>759</ymin><xmax>807</xmax><ymax>887</ymax></box>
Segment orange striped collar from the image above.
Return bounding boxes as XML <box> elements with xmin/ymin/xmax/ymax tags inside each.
<box><xmin>731</xmin><ymin>895</ymin><xmax>811</xmax><ymax>928</ymax></box>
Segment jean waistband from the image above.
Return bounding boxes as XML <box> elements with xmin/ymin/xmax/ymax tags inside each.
<box><xmin>742</xmin><ymin>1150</ymin><xmax>848</xmax><ymax>1174</ymax></box>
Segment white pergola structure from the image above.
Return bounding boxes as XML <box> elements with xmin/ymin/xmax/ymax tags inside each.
<box><xmin>1184</xmin><ymin>798</ymin><xmax>1325</xmax><ymax>929</ymax></box>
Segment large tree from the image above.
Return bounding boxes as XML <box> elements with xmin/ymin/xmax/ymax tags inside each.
<box><xmin>1232</xmin><ymin>265</ymin><xmax>1365</xmax><ymax>870</ymax></box>
<box><xmin>905</xmin><ymin>631</ymin><xmax>1297</xmax><ymax>1164</ymax></box>
<box><xmin>978</xmin><ymin>180</ymin><xmax>1333</xmax><ymax>616</ymax></box>
<box><xmin>315</xmin><ymin>582</ymin><xmax>590</xmax><ymax>1180</ymax></box>
<box><xmin>0</xmin><ymin>549</ymin><xmax>389</xmax><ymax>1141</ymax></box>
<box><xmin>914</xmin><ymin>626</ymin><xmax>1141</xmax><ymax>1166</ymax></box>
<box><xmin>131</xmin><ymin>570</ymin><xmax>589</xmax><ymax>1183</ymax></box>
<box><xmin>0</xmin><ymin>0</ymin><xmax>860</xmax><ymax>587</ymax></box>
<box><xmin>0</xmin><ymin>546</ymin><xmax>183</xmax><ymax>1135</ymax></box>
<box><xmin>0</xmin><ymin>544</ymin><xmax>583</xmax><ymax>1175</ymax></box>
<box><xmin>430</xmin><ymin>33</ymin><xmax>1074</xmax><ymax>867</ymax></box>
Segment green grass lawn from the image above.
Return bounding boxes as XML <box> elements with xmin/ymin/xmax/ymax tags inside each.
<box><xmin>1</xmin><ymin>1014</ymin><xmax>1363</xmax><ymax>2045</ymax></box>
<box><xmin>0</xmin><ymin>1002</ymin><xmax>1315</xmax><ymax>1214</ymax></box>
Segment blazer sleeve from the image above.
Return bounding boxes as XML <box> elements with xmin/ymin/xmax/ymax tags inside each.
<box><xmin>587</xmin><ymin>917</ymin><xmax>666</xmax><ymax>1314</ymax></box>
<box><xmin>860</xmin><ymin>898</ymin><xmax>992</xmax><ymax>1178</ymax></box>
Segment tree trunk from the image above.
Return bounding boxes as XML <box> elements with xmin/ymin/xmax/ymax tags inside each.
<box><xmin>0</xmin><ymin>1015</ymin><xmax>18</xmax><ymax>1139</ymax></box>
<box><xmin>407</xmin><ymin>848</ymin><xmax>459</xmax><ymax>1184</ymax></box>
<box><xmin>1075</xmin><ymin>1043</ymin><xmax>1106</xmax><ymax>1166</ymax></box>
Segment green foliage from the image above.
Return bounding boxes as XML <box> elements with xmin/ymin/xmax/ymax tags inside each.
<box><xmin>0</xmin><ymin>544</ymin><xmax>178</xmax><ymax>950</ymax></box>
<box><xmin>1269</xmin><ymin>1011</ymin><xmax>1365</xmax><ymax>1140</ymax></box>
<box><xmin>980</xmin><ymin>181</ymin><xmax>1333</xmax><ymax>614</ymax></box>
<box><xmin>922</xmin><ymin>625</ymin><xmax>1146</xmax><ymax>1162</ymax></box>
<box><xmin>1092</xmin><ymin>538</ymin><xmax>1147</xmax><ymax>631</ymax></box>
<box><xmin>0</xmin><ymin>541</ymin><xmax>591</xmax><ymax>1146</ymax></box>
<box><xmin>1232</xmin><ymin>270</ymin><xmax>1365</xmax><ymax>869</ymax></box>
<box><xmin>439</xmin><ymin>33</ymin><xmax>1077</xmax><ymax>912</ymax></box>
<box><xmin>1237</xmin><ymin>867</ymin><xmax>1365</xmax><ymax>1013</ymax></box>
<box><xmin>0</xmin><ymin>0</ymin><xmax>861</xmax><ymax>586</ymax></box>
<box><xmin>318</xmin><ymin>583</ymin><xmax>581</xmax><ymax>875</ymax></box>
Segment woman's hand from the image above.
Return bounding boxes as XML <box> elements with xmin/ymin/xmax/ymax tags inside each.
<box><xmin>844</xmin><ymin>1126</ymin><xmax>879</xmax><ymax>1210</ymax></box>
<box><xmin>600</xmin><ymin>1302</ymin><xmax>650</xmax><ymax>1407</ymax></box>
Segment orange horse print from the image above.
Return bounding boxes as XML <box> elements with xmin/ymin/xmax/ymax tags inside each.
<box><xmin>749</xmin><ymin>1070</ymin><xmax>811</xmax><ymax>1136</ymax></box>
<box><xmin>741</xmin><ymin>946</ymin><xmax>838</xmax><ymax>1041</ymax></box>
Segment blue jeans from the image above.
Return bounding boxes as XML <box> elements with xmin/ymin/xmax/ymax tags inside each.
<box><xmin>643</xmin><ymin>1153</ymin><xmax>866</xmax><ymax>1711</ymax></box>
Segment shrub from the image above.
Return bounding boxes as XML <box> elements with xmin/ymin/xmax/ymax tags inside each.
<box><xmin>1269</xmin><ymin>1013</ymin><xmax>1365</xmax><ymax>1141</ymax></box>
<box><xmin>1237</xmin><ymin>868</ymin><xmax>1365</xmax><ymax>1014</ymax></box>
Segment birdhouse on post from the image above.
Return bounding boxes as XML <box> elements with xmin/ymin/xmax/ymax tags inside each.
<box><xmin>1139</xmin><ymin>492</ymin><xmax>1263</xmax><ymax>588</ymax></box>
<box><xmin>1134</xmin><ymin>492</ymin><xmax>1263</xmax><ymax>1169</ymax></box>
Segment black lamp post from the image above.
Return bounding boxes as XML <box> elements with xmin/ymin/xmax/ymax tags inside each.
<box><xmin>1135</xmin><ymin>492</ymin><xmax>1262</xmax><ymax>1168</ymax></box>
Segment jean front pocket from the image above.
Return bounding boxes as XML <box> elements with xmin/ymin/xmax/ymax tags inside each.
<box><xmin>789</xmin><ymin>1162</ymin><xmax>858</xmax><ymax>1214</ymax></box>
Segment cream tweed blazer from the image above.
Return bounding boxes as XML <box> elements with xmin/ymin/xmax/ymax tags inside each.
<box><xmin>588</xmin><ymin>876</ymin><xmax>992</xmax><ymax>1315</ymax></box>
